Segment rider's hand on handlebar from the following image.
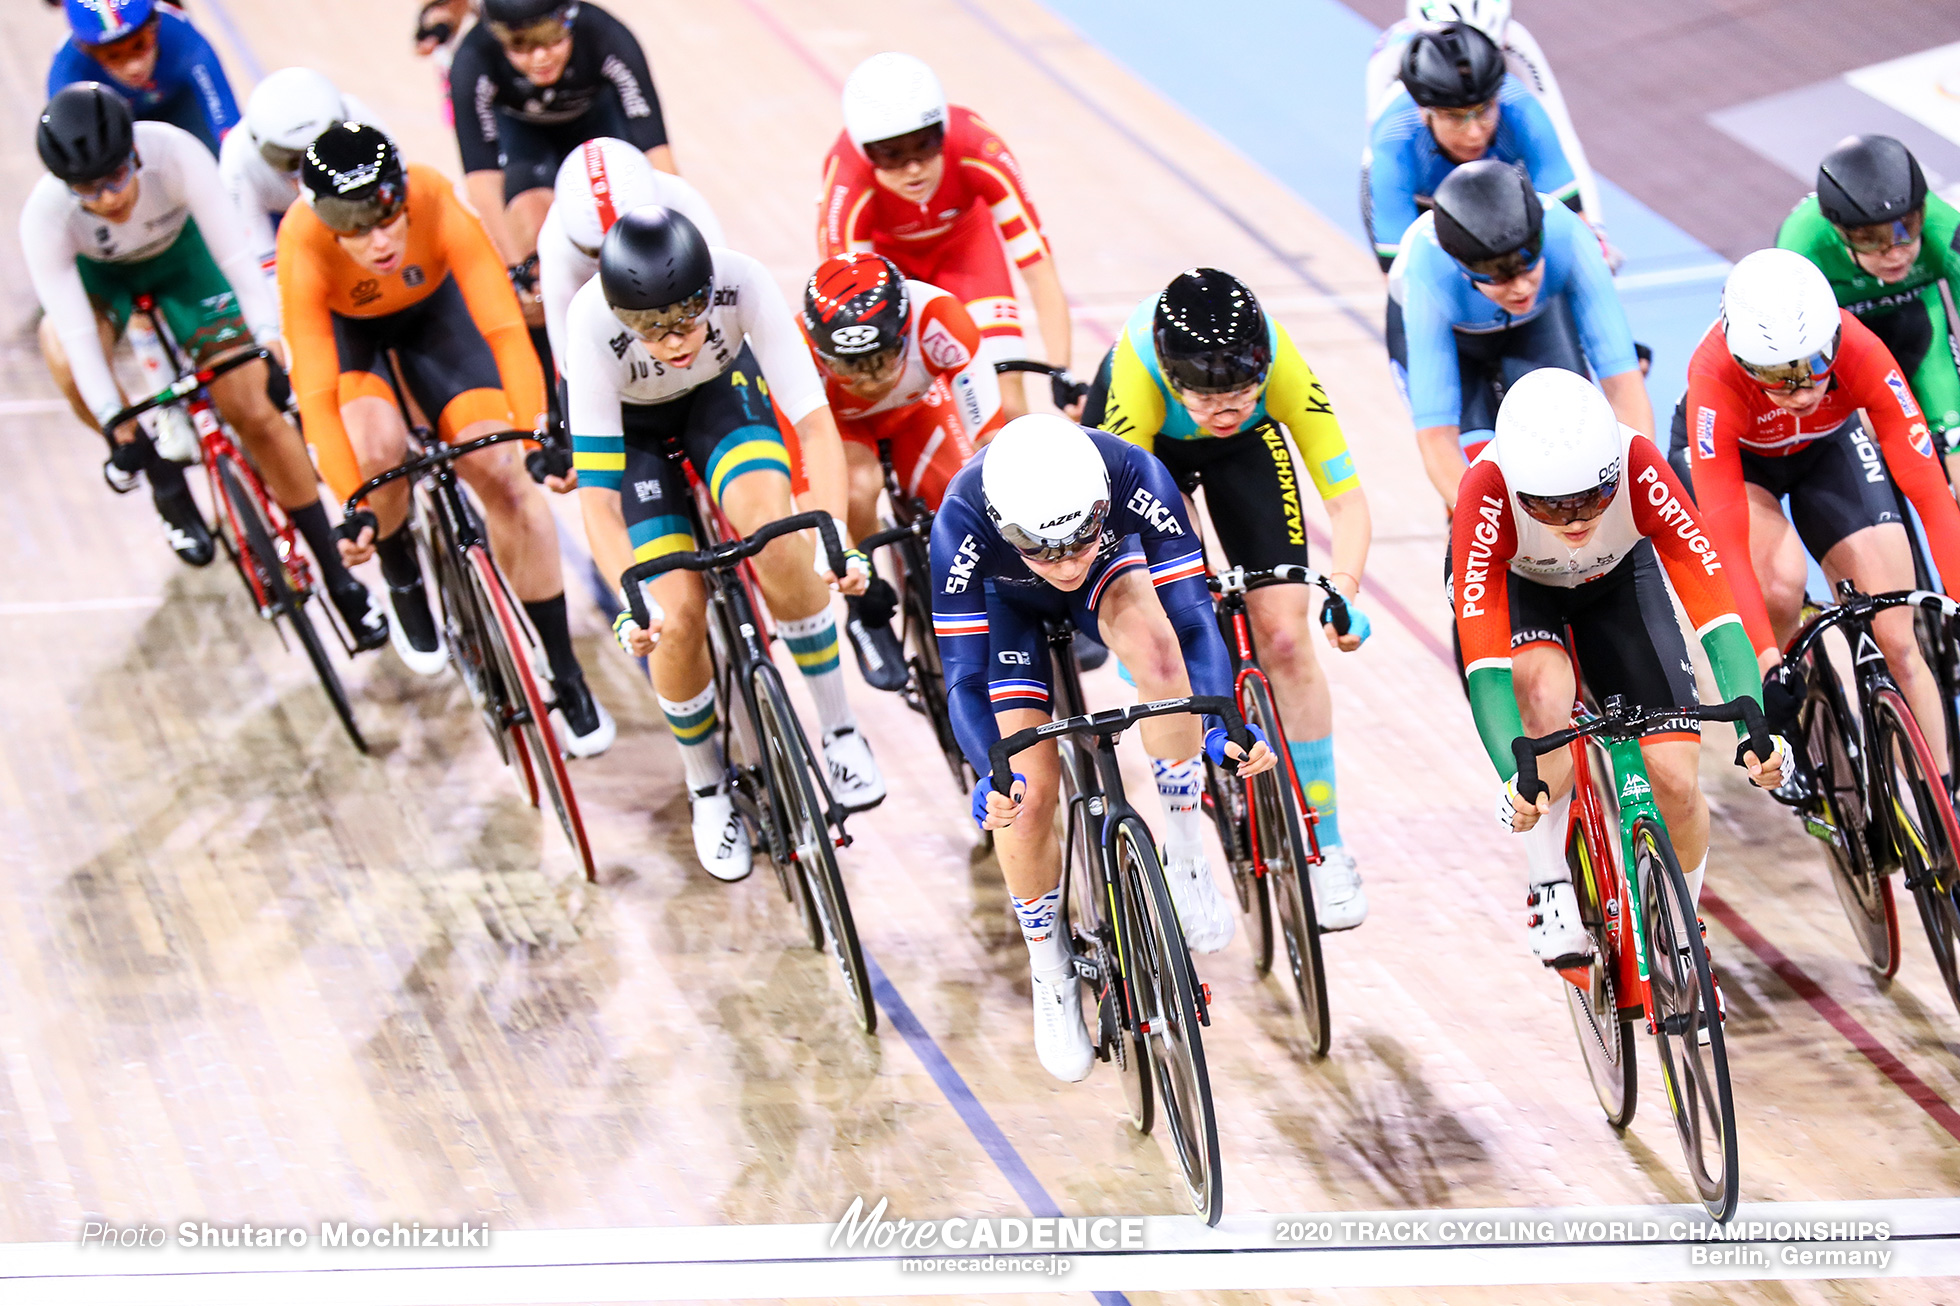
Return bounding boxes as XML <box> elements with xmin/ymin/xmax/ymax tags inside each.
<box><xmin>1739</xmin><ymin>734</ymin><xmax>1790</xmax><ymax>791</ymax></box>
<box><xmin>1498</xmin><ymin>776</ymin><xmax>1550</xmax><ymax>832</ymax></box>
<box><xmin>1205</xmin><ymin>724</ymin><xmax>1277</xmax><ymax>776</ymax></box>
<box><xmin>525</xmin><ymin>443</ymin><xmax>577</xmax><ymax>493</ymax></box>
<box><xmin>1321</xmin><ymin>597</ymin><xmax>1372</xmax><ymax>652</ymax></box>
<box><xmin>814</xmin><ymin>537</ymin><xmax>871</xmax><ymax>597</ymax></box>
<box><xmin>334</xmin><ymin>509</ymin><xmax>379</xmax><ymax>567</ymax></box>
<box><xmin>615</xmin><ymin>587</ymin><xmax>664</xmax><ymax>656</ymax></box>
<box><xmin>973</xmin><ymin>772</ymin><xmax>1026</xmax><ymax>831</ymax></box>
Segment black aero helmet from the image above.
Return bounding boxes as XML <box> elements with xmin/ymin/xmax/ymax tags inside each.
<box><xmin>1432</xmin><ymin>159</ymin><xmax>1544</xmax><ymax>278</ymax></box>
<box><xmin>301</xmin><ymin>122</ymin><xmax>407</xmax><ymax>234</ymax></box>
<box><xmin>600</xmin><ymin>205</ymin><xmax>714</xmax><ymax>337</ymax></box>
<box><xmin>1816</xmin><ymin>134</ymin><xmax>1927</xmax><ymax>229</ymax></box>
<box><xmin>37</xmin><ymin>82</ymin><xmax>134</xmax><ymax>185</ymax></box>
<box><xmin>1152</xmin><ymin>268</ymin><xmax>1273</xmax><ymax>394</ymax></box>
<box><xmin>483</xmin><ymin>0</ymin><xmax>577</xmax><ymax>41</ymax></box>
<box><xmin>803</xmin><ymin>253</ymin><xmax>911</xmax><ymax>376</ymax></box>
<box><xmin>1400</xmin><ymin>22</ymin><xmax>1506</xmax><ymax>109</ymax></box>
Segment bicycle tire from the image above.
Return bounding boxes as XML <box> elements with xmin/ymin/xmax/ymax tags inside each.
<box><xmin>468</xmin><ymin>547</ymin><xmax>596</xmax><ymax>881</ymax></box>
<box><xmin>215</xmin><ymin>458</ymin><xmax>369</xmax><ymax>754</ymax></box>
<box><xmin>419</xmin><ymin>486</ymin><xmax>522</xmax><ymax>782</ymax></box>
<box><xmin>1634</xmin><ymin>815</ymin><xmax>1737</xmax><ymax>1222</ymax></box>
<box><xmin>1058</xmin><ymin>740</ymin><xmax>1150</xmax><ymax>1133</ymax></box>
<box><xmin>754</xmin><ymin>662</ymin><xmax>874</xmax><ymax>1032</ymax></box>
<box><xmin>1242</xmin><ymin>677</ymin><xmax>1329</xmax><ymax>1055</ymax></box>
<box><xmin>1799</xmin><ymin>663</ymin><xmax>1897</xmax><ymax>976</ymax></box>
<box><xmin>892</xmin><ymin>538</ymin><xmax>971</xmax><ymax>792</ymax></box>
<box><xmin>1205</xmin><ymin>754</ymin><xmax>1274</xmax><ymax>978</ymax></box>
<box><xmin>1566</xmin><ymin>742</ymin><xmax>1634</xmax><ymax>1129</ymax></box>
<box><xmin>1869</xmin><ymin>687</ymin><xmax>1960</xmax><ymax>1014</ymax></box>
<box><xmin>1117</xmin><ymin>814</ymin><xmax>1221</xmax><ymax>1225</ymax></box>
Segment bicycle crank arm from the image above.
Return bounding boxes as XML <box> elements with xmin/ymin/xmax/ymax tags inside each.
<box><xmin>1802</xmin><ymin>813</ymin><xmax>1841</xmax><ymax>842</ymax></box>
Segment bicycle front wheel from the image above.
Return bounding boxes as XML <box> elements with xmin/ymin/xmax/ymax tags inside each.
<box><xmin>467</xmin><ymin>547</ymin><xmax>595</xmax><ymax>881</ymax></box>
<box><xmin>899</xmin><ymin>552</ymin><xmax>971</xmax><ymax>792</ymax></box>
<box><xmin>1868</xmin><ymin>687</ymin><xmax>1960</xmax><ymax>1013</ymax></box>
<box><xmin>1060</xmin><ymin>740</ymin><xmax>1149</xmax><ymax>1133</ymax></box>
<box><xmin>1117</xmin><ymin>815</ymin><xmax>1221</xmax><ymax>1225</ymax></box>
<box><xmin>215</xmin><ymin>457</ymin><xmax>367</xmax><ymax>753</ymax></box>
<box><xmin>754</xmin><ymin>663</ymin><xmax>874</xmax><ymax>1033</ymax></box>
<box><xmin>1635</xmin><ymin>815</ymin><xmax>1737</xmax><ymax>1222</ymax></box>
<box><xmin>1241</xmin><ymin>677</ymin><xmax>1328</xmax><ymax>1055</ymax></box>
<box><xmin>1566</xmin><ymin>743</ymin><xmax>1634</xmax><ymax>1129</ymax></box>
<box><xmin>1204</xmin><ymin>753</ymin><xmax>1273</xmax><ymax>979</ymax></box>
<box><xmin>1800</xmin><ymin>663</ymin><xmax>1896</xmax><ymax>976</ymax></box>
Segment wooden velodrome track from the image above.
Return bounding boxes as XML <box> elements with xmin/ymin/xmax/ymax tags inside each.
<box><xmin>3</xmin><ymin>1</ymin><xmax>1960</xmax><ymax>1302</ymax></box>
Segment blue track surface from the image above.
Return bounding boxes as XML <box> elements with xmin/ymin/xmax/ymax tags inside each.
<box><xmin>1037</xmin><ymin>0</ymin><xmax>1731</xmax><ymax>420</ymax></box>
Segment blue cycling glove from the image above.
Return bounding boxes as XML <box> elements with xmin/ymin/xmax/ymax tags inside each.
<box><xmin>1323</xmin><ymin>597</ymin><xmax>1373</xmax><ymax>646</ymax></box>
<box><xmin>1204</xmin><ymin>723</ymin><xmax>1269</xmax><ymax>768</ymax></box>
<box><xmin>972</xmin><ymin>771</ymin><xmax>1027</xmax><ymax>828</ymax></box>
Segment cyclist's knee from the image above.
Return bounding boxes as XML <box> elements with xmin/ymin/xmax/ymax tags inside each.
<box><xmin>1873</xmin><ymin>609</ymin><xmax>1928</xmax><ymax>677</ymax></box>
<box><xmin>1251</xmin><ymin>609</ymin><xmax>1317</xmax><ymax>682</ymax></box>
<box><xmin>1511</xmin><ymin>644</ymin><xmax>1573</xmax><ymax>734</ymax></box>
<box><xmin>1646</xmin><ymin>746</ymin><xmax>1703</xmax><ymax>817</ymax></box>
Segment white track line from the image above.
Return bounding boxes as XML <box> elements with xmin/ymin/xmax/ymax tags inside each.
<box><xmin>0</xmin><ymin>597</ymin><xmax>166</xmax><ymax>616</ymax></box>
<box><xmin>4</xmin><ymin>1199</ymin><xmax>1956</xmax><ymax>1303</ymax></box>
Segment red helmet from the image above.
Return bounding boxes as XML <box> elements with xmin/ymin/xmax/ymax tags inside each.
<box><xmin>803</xmin><ymin>253</ymin><xmax>910</xmax><ymax>377</ymax></box>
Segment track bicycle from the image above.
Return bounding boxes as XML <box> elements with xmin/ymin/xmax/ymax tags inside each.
<box><xmin>989</xmin><ymin>618</ymin><xmax>1253</xmax><ymax>1226</ymax></box>
<box><xmin>344</xmin><ymin>410</ymin><xmax>595</xmax><ymax>881</ymax></box>
<box><xmin>855</xmin><ymin>436</ymin><xmax>972</xmax><ymax>792</ymax></box>
<box><xmin>105</xmin><ymin>297</ymin><xmax>367</xmax><ymax>752</ymax></box>
<box><xmin>1201</xmin><ymin>564</ymin><xmax>1349</xmax><ymax>1057</ymax></box>
<box><xmin>1516</xmin><ymin>691</ymin><xmax>1774</xmax><ymax>1223</ymax></box>
<box><xmin>1772</xmin><ymin>583</ymin><xmax>1960</xmax><ymax>1010</ymax></box>
<box><xmin>621</xmin><ymin>509</ymin><xmax>875</xmax><ymax>1033</ymax></box>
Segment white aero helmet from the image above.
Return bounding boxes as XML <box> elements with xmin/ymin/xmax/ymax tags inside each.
<box><xmin>841</xmin><ymin>52</ymin><xmax>948</xmax><ymax>150</ymax></box>
<box><xmin>1494</xmin><ymin>367</ymin><xmax>1623</xmax><ymax>523</ymax></box>
<box><xmin>246</xmin><ymin>67</ymin><xmax>348</xmax><ymax>173</ymax></box>
<box><xmin>1406</xmin><ymin>0</ymin><xmax>1511</xmax><ymax>44</ymax></box>
<box><xmin>1721</xmin><ymin>247</ymin><xmax>1844</xmax><ymax>390</ymax></box>
<box><xmin>554</xmin><ymin>137</ymin><xmax>660</xmax><ymax>255</ymax></box>
<box><xmin>982</xmin><ymin>415</ymin><xmax>1112</xmax><ymax>560</ymax></box>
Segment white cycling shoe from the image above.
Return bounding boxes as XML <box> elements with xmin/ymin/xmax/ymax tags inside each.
<box><xmin>1164</xmin><ymin>847</ymin><xmax>1236</xmax><ymax>953</ymax></box>
<box><xmin>1527</xmin><ymin>880</ymin><xmax>1595</xmax><ymax>969</ymax></box>
<box><xmin>1031</xmin><ymin>970</ymin><xmax>1095</xmax><ymax>1083</ymax></box>
<box><xmin>1310</xmin><ymin>845</ymin><xmax>1369</xmax><ymax>931</ymax></box>
<box><xmin>823</xmin><ymin>726</ymin><xmax>886</xmax><ymax>811</ymax></box>
<box><xmin>690</xmin><ymin>784</ymin><xmax>752</xmax><ymax>882</ymax></box>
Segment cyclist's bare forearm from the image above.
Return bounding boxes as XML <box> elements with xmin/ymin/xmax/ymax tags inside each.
<box><xmin>464</xmin><ymin>170</ymin><xmax>521</xmax><ymax>267</ymax></box>
<box><xmin>578</xmin><ymin>487</ymin><xmax>636</xmax><ymax>598</ymax></box>
<box><xmin>1416</xmin><ymin>424</ymin><xmax>1467</xmax><ymax>511</ymax></box>
<box><xmin>1323</xmin><ymin>487</ymin><xmax>1371</xmax><ymax>595</ymax></box>
<box><xmin>1021</xmin><ymin>254</ymin><xmax>1071</xmax><ymax>373</ymax></box>
<box><xmin>1600</xmin><ymin>368</ymin><xmax>1654</xmax><ymax>438</ymax></box>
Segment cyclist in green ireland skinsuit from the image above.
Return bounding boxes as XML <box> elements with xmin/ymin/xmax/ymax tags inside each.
<box><xmin>1778</xmin><ymin>135</ymin><xmax>1960</xmax><ymax>479</ymax></box>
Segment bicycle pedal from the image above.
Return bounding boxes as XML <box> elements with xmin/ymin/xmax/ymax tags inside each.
<box><xmin>1802</xmin><ymin>814</ymin><xmax>1840</xmax><ymax>841</ymax></box>
<box><xmin>1556</xmin><ymin>965</ymin><xmax>1592</xmax><ymax>991</ymax></box>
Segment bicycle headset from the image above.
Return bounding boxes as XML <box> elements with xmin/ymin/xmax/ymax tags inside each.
<box><xmin>599</xmin><ymin>206</ymin><xmax>714</xmax><ymax>338</ymax></box>
<box><xmin>803</xmin><ymin>253</ymin><xmax>911</xmax><ymax>378</ymax></box>
<box><xmin>37</xmin><ymin>81</ymin><xmax>135</xmax><ymax>185</ymax></box>
<box><xmin>300</xmin><ymin>123</ymin><xmax>407</xmax><ymax>236</ymax></box>
<box><xmin>1152</xmin><ymin>268</ymin><xmax>1273</xmax><ymax>395</ymax></box>
<box><xmin>1400</xmin><ymin>21</ymin><xmax>1506</xmax><ymax>109</ymax></box>
<box><xmin>1431</xmin><ymin>159</ymin><xmax>1544</xmax><ymax>283</ymax></box>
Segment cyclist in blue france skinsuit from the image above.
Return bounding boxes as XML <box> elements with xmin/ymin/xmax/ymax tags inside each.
<box><xmin>50</xmin><ymin>2</ymin><xmax>239</xmax><ymax>156</ymax></box>
<box><xmin>1388</xmin><ymin>160</ymin><xmax>1649</xmax><ymax>511</ymax></box>
<box><xmin>931</xmin><ymin>415</ymin><xmax>1274</xmax><ymax>1084</ymax></box>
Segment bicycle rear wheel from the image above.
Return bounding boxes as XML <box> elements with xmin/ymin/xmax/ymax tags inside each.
<box><xmin>1868</xmin><ymin>687</ymin><xmax>1960</xmax><ymax>1014</ymax></box>
<box><xmin>1800</xmin><ymin>661</ymin><xmax>1897</xmax><ymax>976</ymax></box>
<box><xmin>1565</xmin><ymin>747</ymin><xmax>1634</xmax><ymax>1129</ymax></box>
<box><xmin>468</xmin><ymin>547</ymin><xmax>596</xmax><ymax>881</ymax></box>
<box><xmin>754</xmin><ymin>663</ymin><xmax>874</xmax><ymax>1033</ymax></box>
<box><xmin>1205</xmin><ymin>754</ymin><xmax>1273</xmax><ymax>979</ymax></box>
<box><xmin>1635</xmin><ymin>815</ymin><xmax>1737</xmax><ymax>1222</ymax></box>
<box><xmin>215</xmin><ymin>457</ymin><xmax>367</xmax><ymax>753</ymax></box>
<box><xmin>1242</xmin><ymin>678</ymin><xmax>1328</xmax><ymax>1055</ymax></box>
<box><xmin>1117</xmin><ymin>815</ymin><xmax>1221</xmax><ymax>1225</ymax></box>
<box><xmin>1059</xmin><ymin>740</ymin><xmax>1150</xmax><ymax>1132</ymax></box>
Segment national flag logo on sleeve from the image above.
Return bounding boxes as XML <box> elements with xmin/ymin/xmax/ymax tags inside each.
<box><xmin>1885</xmin><ymin>369</ymin><xmax>1923</xmax><ymax>418</ymax></box>
<box><xmin>1911</xmin><ymin>422</ymin><xmax>1935</xmax><ymax>459</ymax></box>
<box><xmin>1695</xmin><ymin>406</ymin><xmax>1717</xmax><ymax>460</ymax></box>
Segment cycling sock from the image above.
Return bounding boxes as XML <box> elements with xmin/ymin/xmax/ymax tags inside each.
<box><xmin>1013</xmin><ymin>887</ymin><xmax>1070</xmax><ymax>981</ymax></box>
<box><xmin>1151</xmin><ymin>754</ymin><xmax>1205</xmax><ymax>854</ymax></box>
<box><xmin>523</xmin><ymin>593</ymin><xmax>581</xmax><ymax>684</ymax></box>
<box><xmin>658</xmin><ymin>684</ymin><xmax>723</xmax><ymax>790</ymax></box>
<box><xmin>1685</xmin><ymin>853</ymin><xmax>1706</xmax><ymax>907</ymax></box>
<box><xmin>777</xmin><ymin>609</ymin><xmax>853</xmax><ymax>735</ymax></box>
<box><xmin>1288</xmin><ymin>735</ymin><xmax>1341</xmax><ymax>847</ymax></box>
<box><xmin>375</xmin><ymin>525</ymin><xmax>423</xmax><ymax>590</ymax></box>
<box><xmin>289</xmin><ymin>500</ymin><xmax>354</xmax><ymax>589</ymax></box>
<box><xmin>1521</xmin><ymin>789</ymin><xmax>1574</xmax><ymax>885</ymax></box>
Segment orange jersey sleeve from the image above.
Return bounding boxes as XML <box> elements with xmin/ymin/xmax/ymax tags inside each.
<box><xmin>950</xmin><ymin>109</ymin><xmax>1049</xmax><ymax>269</ymax></box>
<box><xmin>432</xmin><ymin>178</ymin><xmax>545</xmax><ymax>433</ymax></box>
<box><xmin>1683</xmin><ymin>333</ymin><xmax>1778</xmax><ymax>655</ymax></box>
<box><xmin>275</xmin><ymin>205</ymin><xmax>367</xmax><ymax>504</ymax></box>
<box><xmin>817</xmin><ymin>132</ymin><xmax>878</xmax><ymax>259</ymax></box>
<box><xmin>1837</xmin><ymin>312</ymin><xmax>1960</xmax><ymax>597</ymax></box>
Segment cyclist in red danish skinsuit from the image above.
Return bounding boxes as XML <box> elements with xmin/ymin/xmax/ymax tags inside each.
<box><xmin>818</xmin><ymin>52</ymin><xmax>1073</xmax><ymax>421</ymax></box>
<box><xmin>802</xmin><ymin>252</ymin><xmax>1005</xmax><ymax>691</ymax></box>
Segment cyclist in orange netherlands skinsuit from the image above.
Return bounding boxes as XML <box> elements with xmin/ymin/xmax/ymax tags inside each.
<box><xmin>279</xmin><ymin>122</ymin><xmax>612</xmax><ymax>752</ymax></box>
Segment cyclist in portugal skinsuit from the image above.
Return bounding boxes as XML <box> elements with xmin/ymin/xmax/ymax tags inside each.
<box><xmin>800</xmin><ymin>252</ymin><xmax>1006</xmax><ymax>692</ymax></box>
<box><xmin>1083</xmin><ymin>268</ymin><xmax>1376</xmax><ymax>932</ymax></box>
<box><xmin>1452</xmin><ymin>368</ymin><xmax>1784</xmax><ymax>981</ymax></box>
<box><xmin>1778</xmin><ymin>135</ymin><xmax>1960</xmax><ymax>481</ymax></box>
<box><xmin>818</xmin><ymin>52</ymin><xmax>1073</xmax><ymax>421</ymax></box>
